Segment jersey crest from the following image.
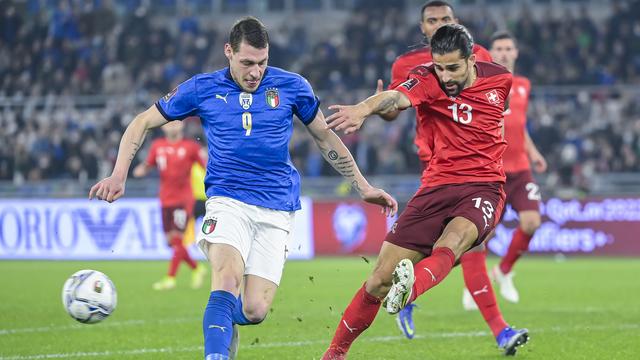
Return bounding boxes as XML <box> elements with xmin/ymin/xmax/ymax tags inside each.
<box><xmin>265</xmin><ymin>88</ymin><xmax>280</xmax><ymax>108</ymax></box>
<box><xmin>485</xmin><ymin>89</ymin><xmax>500</xmax><ymax>105</ymax></box>
<box><xmin>239</xmin><ymin>92</ymin><xmax>253</xmax><ymax>110</ymax></box>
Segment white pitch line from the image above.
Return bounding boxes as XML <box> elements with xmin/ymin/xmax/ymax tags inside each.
<box><xmin>0</xmin><ymin>306</ymin><xmax>617</xmax><ymax>336</ymax></box>
<box><xmin>1</xmin><ymin>323</ymin><xmax>638</xmax><ymax>360</ymax></box>
<box><xmin>0</xmin><ymin>317</ymin><xmax>198</xmax><ymax>336</ymax></box>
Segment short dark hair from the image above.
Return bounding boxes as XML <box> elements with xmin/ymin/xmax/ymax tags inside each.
<box><xmin>229</xmin><ymin>16</ymin><xmax>269</xmax><ymax>53</ymax></box>
<box><xmin>430</xmin><ymin>24</ymin><xmax>474</xmax><ymax>59</ymax></box>
<box><xmin>421</xmin><ymin>1</ymin><xmax>455</xmax><ymax>20</ymax></box>
<box><xmin>489</xmin><ymin>30</ymin><xmax>517</xmax><ymax>48</ymax></box>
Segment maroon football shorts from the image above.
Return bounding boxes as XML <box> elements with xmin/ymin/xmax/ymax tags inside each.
<box><xmin>386</xmin><ymin>182</ymin><xmax>506</xmax><ymax>256</ymax></box>
<box><xmin>161</xmin><ymin>206</ymin><xmax>189</xmax><ymax>233</ymax></box>
<box><xmin>504</xmin><ymin>170</ymin><xmax>541</xmax><ymax>213</ymax></box>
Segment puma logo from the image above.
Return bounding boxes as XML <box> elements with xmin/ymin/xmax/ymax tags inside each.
<box><xmin>424</xmin><ymin>267</ymin><xmax>436</xmax><ymax>282</ymax></box>
<box><xmin>342</xmin><ymin>320</ymin><xmax>357</xmax><ymax>333</ymax></box>
<box><xmin>472</xmin><ymin>285</ymin><xmax>489</xmax><ymax>296</ymax></box>
<box><xmin>215</xmin><ymin>93</ymin><xmax>228</xmax><ymax>103</ymax></box>
<box><xmin>208</xmin><ymin>324</ymin><xmax>226</xmax><ymax>332</ymax></box>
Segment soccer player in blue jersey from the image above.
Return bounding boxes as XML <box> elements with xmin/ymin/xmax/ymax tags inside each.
<box><xmin>89</xmin><ymin>17</ymin><xmax>398</xmax><ymax>360</ymax></box>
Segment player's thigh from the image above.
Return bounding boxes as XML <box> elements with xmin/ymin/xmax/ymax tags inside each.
<box><xmin>449</xmin><ymin>182</ymin><xmax>506</xmax><ymax>250</ymax></box>
<box><xmin>385</xmin><ymin>189</ymin><xmax>450</xmax><ymax>257</ymax></box>
<box><xmin>434</xmin><ymin>217</ymin><xmax>479</xmax><ymax>258</ymax></box>
<box><xmin>244</xmin><ymin>209</ymin><xmax>293</xmax><ymax>287</ymax></box>
<box><xmin>207</xmin><ymin>243</ymin><xmax>245</xmax><ymax>294</ymax></box>
<box><xmin>197</xmin><ymin>196</ymin><xmax>254</xmax><ymax>268</ymax></box>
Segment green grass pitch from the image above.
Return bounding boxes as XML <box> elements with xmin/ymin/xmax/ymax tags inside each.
<box><xmin>1</xmin><ymin>257</ymin><xmax>639</xmax><ymax>359</ymax></box>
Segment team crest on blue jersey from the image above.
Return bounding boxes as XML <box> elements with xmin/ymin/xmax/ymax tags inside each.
<box><xmin>239</xmin><ymin>92</ymin><xmax>253</xmax><ymax>110</ymax></box>
<box><xmin>265</xmin><ymin>88</ymin><xmax>280</xmax><ymax>108</ymax></box>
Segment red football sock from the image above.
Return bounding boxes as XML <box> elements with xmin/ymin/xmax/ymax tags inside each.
<box><xmin>499</xmin><ymin>227</ymin><xmax>533</xmax><ymax>274</ymax></box>
<box><xmin>326</xmin><ymin>284</ymin><xmax>381</xmax><ymax>355</ymax></box>
<box><xmin>408</xmin><ymin>247</ymin><xmax>455</xmax><ymax>303</ymax></box>
<box><xmin>181</xmin><ymin>243</ymin><xmax>198</xmax><ymax>269</ymax></box>
<box><xmin>461</xmin><ymin>251</ymin><xmax>508</xmax><ymax>338</ymax></box>
<box><xmin>168</xmin><ymin>235</ymin><xmax>186</xmax><ymax>277</ymax></box>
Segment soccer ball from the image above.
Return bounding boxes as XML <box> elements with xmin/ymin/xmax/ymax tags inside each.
<box><xmin>61</xmin><ymin>270</ymin><xmax>117</xmax><ymax>324</ymax></box>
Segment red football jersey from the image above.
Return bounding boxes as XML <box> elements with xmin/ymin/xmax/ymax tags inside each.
<box><xmin>395</xmin><ymin>61</ymin><xmax>512</xmax><ymax>188</ymax></box>
<box><xmin>389</xmin><ymin>44</ymin><xmax>493</xmax><ymax>165</ymax></box>
<box><xmin>502</xmin><ymin>75</ymin><xmax>531</xmax><ymax>173</ymax></box>
<box><xmin>146</xmin><ymin>138</ymin><xmax>205</xmax><ymax>208</ymax></box>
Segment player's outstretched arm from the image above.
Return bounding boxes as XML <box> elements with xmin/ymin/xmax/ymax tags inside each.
<box><xmin>525</xmin><ymin>130</ymin><xmax>547</xmax><ymax>173</ymax></box>
<box><xmin>375</xmin><ymin>79</ymin><xmax>401</xmax><ymax>122</ymax></box>
<box><xmin>307</xmin><ymin>111</ymin><xmax>398</xmax><ymax>217</ymax></box>
<box><xmin>325</xmin><ymin>90</ymin><xmax>411</xmax><ymax>135</ymax></box>
<box><xmin>89</xmin><ymin>105</ymin><xmax>168</xmax><ymax>202</ymax></box>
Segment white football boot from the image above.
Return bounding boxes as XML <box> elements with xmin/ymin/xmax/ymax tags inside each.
<box><xmin>492</xmin><ymin>265</ymin><xmax>519</xmax><ymax>303</ymax></box>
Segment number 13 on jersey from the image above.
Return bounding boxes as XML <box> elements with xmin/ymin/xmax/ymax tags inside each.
<box><xmin>242</xmin><ymin>112</ymin><xmax>252</xmax><ymax>136</ymax></box>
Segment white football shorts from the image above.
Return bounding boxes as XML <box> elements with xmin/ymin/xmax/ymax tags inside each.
<box><xmin>197</xmin><ymin>196</ymin><xmax>295</xmax><ymax>286</ymax></box>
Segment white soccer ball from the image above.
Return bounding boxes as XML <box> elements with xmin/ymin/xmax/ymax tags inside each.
<box><xmin>61</xmin><ymin>269</ymin><xmax>117</xmax><ymax>324</ymax></box>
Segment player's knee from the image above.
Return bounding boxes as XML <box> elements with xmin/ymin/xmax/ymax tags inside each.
<box><xmin>242</xmin><ymin>302</ymin><xmax>269</xmax><ymax>324</ymax></box>
<box><xmin>520</xmin><ymin>215</ymin><xmax>541</xmax><ymax>235</ymax></box>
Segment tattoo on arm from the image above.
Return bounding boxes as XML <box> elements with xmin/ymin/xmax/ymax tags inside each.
<box><xmin>351</xmin><ymin>180</ymin><xmax>361</xmax><ymax>192</ymax></box>
<box><xmin>372</xmin><ymin>93</ymin><xmax>400</xmax><ymax>114</ymax></box>
<box><xmin>128</xmin><ymin>141</ymin><xmax>141</xmax><ymax>162</ymax></box>
<box><xmin>326</xmin><ymin>151</ymin><xmax>356</xmax><ymax>178</ymax></box>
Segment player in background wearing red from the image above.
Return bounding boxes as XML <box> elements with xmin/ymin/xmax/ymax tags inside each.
<box><xmin>133</xmin><ymin>121</ymin><xmax>208</xmax><ymax>290</ymax></box>
<box><xmin>321</xmin><ymin>24</ymin><xmax>529</xmax><ymax>358</ymax></box>
<box><xmin>378</xmin><ymin>1</ymin><xmax>514</xmax><ymax>343</ymax></box>
<box><xmin>471</xmin><ymin>31</ymin><xmax>547</xmax><ymax>304</ymax></box>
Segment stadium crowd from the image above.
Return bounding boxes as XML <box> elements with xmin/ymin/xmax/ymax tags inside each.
<box><xmin>1</xmin><ymin>0</ymin><xmax>639</xmax><ymax>191</ymax></box>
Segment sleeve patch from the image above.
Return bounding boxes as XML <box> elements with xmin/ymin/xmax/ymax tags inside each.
<box><xmin>400</xmin><ymin>78</ymin><xmax>419</xmax><ymax>91</ymax></box>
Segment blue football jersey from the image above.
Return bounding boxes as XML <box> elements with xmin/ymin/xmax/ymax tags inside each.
<box><xmin>155</xmin><ymin>67</ymin><xmax>320</xmax><ymax>211</ymax></box>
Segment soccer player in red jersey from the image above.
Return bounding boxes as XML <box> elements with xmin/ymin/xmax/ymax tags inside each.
<box><xmin>379</xmin><ymin>1</ymin><xmax>516</xmax><ymax>344</ymax></box>
<box><xmin>381</xmin><ymin>1</ymin><xmax>492</xmax><ymax>168</ymax></box>
<box><xmin>480</xmin><ymin>31</ymin><xmax>547</xmax><ymax>304</ymax></box>
<box><xmin>322</xmin><ymin>24</ymin><xmax>529</xmax><ymax>358</ymax></box>
<box><xmin>133</xmin><ymin>120</ymin><xmax>208</xmax><ymax>290</ymax></box>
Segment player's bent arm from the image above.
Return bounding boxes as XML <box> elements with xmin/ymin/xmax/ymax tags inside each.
<box><xmin>89</xmin><ymin>105</ymin><xmax>168</xmax><ymax>201</ymax></box>
<box><xmin>307</xmin><ymin>111</ymin><xmax>372</xmax><ymax>192</ymax></box>
<box><xmin>379</xmin><ymin>109</ymin><xmax>401</xmax><ymax>121</ymax></box>
<box><xmin>306</xmin><ymin>111</ymin><xmax>398</xmax><ymax>217</ymax></box>
<box><xmin>111</xmin><ymin>105</ymin><xmax>168</xmax><ymax>181</ymax></box>
<box><xmin>326</xmin><ymin>90</ymin><xmax>412</xmax><ymax>134</ymax></box>
<box><xmin>362</xmin><ymin>90</ymin><xmax>412</xmax><ymax>116</ymax></box>
<box><xmin>375</xmin><ymin>79</ymin><xmax>401</xmax><ymax>122</ymax></box>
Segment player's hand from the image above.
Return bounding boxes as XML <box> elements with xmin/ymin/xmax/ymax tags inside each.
<box><xmin>530</xmin><ymin>151</ymin><xmax>547</xmax><ymax>173</ymax></box>
<box><xmin>89</xmin><ymin>176</ymin><xmax>126</xmax><ymax>203</ymax></box>
<box><xmin>359</xmin><ymin>186</ymin><xmax>398</xmax><ymax>217</ymax></box>
<box><xmin>132</xmin><ymin>163</ymin><xmax>148</xmax><ymax>178</ymax></box>
<box><xmin>326</xmin><ymin>103</ymin><xmax>369</xmax><ymax>135</ymax></box>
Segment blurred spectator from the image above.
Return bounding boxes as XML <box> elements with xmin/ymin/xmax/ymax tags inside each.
<box><xmin>0</xmin><ymin>0</ymin><xmax>639</xmax><ymax>192</ymax></box>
